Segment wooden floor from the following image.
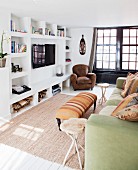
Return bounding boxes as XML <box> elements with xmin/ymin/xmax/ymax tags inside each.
<box><xmin>0</xmin><ymin>144</ymin><xmax>72</xmax><ymax>170</ymax></box>
<box><xmin>0</xmin><ymin>85</ymin><xmax>115</xmax><ymax>170</ymax></box>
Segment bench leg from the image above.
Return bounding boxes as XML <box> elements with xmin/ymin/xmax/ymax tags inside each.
<box><xmin>93</xmin><ymin>101</ymin><xmax>96</xmax><ymax>112</ymax></box>
<box><xmin>56</xmin><ymin>118</ymin><xmax>61</xmax><ymax>131</ymax></box>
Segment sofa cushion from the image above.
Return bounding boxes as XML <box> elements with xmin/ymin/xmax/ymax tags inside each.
<box><xmin>116</xmin><ymin>105</ymin><xmax>138</xmax><ymax>122</ymax></box>
<box><xmin>111</xmin><ymin>93</ymin><xmax>138</xmax><ymax>116</ymax></box>
<box><xmin>112</xmin><ymin>88</ymin><xmax>122</xmax><ymax>95</ymax></box>
<box><xmin>106</xmin><ymin>93</ymin><xmax>123</xmax><ymax>106</ymax></box>
<box><xmin>99</xmin><ymin>106</ymin><xmax>117</xmax><ymax>116</ymax></box>
<box><xmin>77</xmin><ymin>77</ymin><xmax>92</xmax><ymax>84</ymax></box>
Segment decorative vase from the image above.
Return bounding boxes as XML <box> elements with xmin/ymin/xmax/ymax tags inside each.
<box><xmin>0</xmin><ymin>58</ymin><xmax>6</xmax><ymax>67</ymax></box>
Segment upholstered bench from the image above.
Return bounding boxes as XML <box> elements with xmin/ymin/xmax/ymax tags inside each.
<box><xmin>56</xmin><ymin>92</ymin><xmax>97</xmax><ymax>130</ymax></box>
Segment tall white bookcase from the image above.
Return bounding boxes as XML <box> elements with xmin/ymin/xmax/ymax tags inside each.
<box><xmin>0</xmin><ymin>10</ymin><xmax>72</xmax><ymax>119</ymax></box>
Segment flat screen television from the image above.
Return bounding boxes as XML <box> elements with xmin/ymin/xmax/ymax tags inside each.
<box><xmin>32</xmin><ymin>44</ymin><xmax>55</xmax><ymax>69</ymax></box>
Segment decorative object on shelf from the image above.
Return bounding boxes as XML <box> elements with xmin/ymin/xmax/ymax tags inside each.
<box><xmin>12</xmin><ymin>85</ymin><xmax>31</xmax><ymax>95</ymax></box>
<box><xmin>11</xmin><ymin>63</ymin><xmax>23</xmax><ymax>73</ymax></box>
<box><xmin>12</xmin><ymin>96</ymin><xmax>33</xmax><ymax>112</ymax></box>
<box><xmin>79</xmin><ymin>35</ymin><xmax>86</xmax><ymax>55</ymax></box>
<box><xmin>56</xmin><ymin>65</ymin><xmax>63</xmax><ymax>76</ymax></box>
<box><xmin>38</xmin><ymin>89</ymin><xmax>47</xmax><ymax>102</ymax></box>
<box><xmin>0</xmin><ymin>31</ymin><xmax>10</xmax><ymax>67</ymax></box>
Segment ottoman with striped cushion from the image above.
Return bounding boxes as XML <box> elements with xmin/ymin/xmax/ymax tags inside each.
<box><xmin>56</xmin><ymin>92</ymin><xmax>97</xmax><ymax>130</ymax></box>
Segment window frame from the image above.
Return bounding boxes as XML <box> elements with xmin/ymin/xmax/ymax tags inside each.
<box><xmin>94</xmin><ymin>26</ymin><xmax>138</xmax><ymax>73</ymax></box>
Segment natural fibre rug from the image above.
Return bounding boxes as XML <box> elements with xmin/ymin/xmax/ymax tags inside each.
<box><xmin>0</xmin><ymin>94</ymin><xmax>104</xmax><ymax>169</ymax></box>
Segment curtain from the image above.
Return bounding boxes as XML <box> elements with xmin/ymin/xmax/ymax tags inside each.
<box><xmin>89</xmin><ymin>28</ymin><xmax>98</xmax><ymax>72</ymax></box>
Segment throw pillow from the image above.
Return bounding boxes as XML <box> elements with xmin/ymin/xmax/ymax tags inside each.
<box><xmin>121</xmin><ymin>73</ymin><xmax>135</xmax><ymax>98</ymax></box>
<box><xmin>125</xmin><ymin>75</ymin><xmax>138</xmax><ymax>96</ymax></box>
<box><xmin>111</xmin><ymin>93</ymin><xmax>138</xmax><ymax>116</ymax></box>
<box><xmin>116</xmin><ymin>105</ymin><xmax>138</xmax><ymax>122</ymax></box>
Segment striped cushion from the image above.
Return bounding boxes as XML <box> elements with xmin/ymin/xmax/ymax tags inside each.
<box><xmin>56</xmin><ymin>92</ymin><xmax>97</xmax><ymax>120</ymax></box>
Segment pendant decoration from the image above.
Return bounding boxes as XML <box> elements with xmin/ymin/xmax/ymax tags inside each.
<box><xmin>79</xmin><ymin>35</ymin><xmax>86</xmax><ymax>55</ymax></box>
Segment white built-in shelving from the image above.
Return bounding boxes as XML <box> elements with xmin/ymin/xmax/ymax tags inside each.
<box><xmin>0</xmin><ymin>11</ymin><xmax>72</xmax><ymax>118</ymax></box>
<box><xmin>11</xmin><ymin>71</ymin><xmax>28</xmax><ymax>79</ymax></box>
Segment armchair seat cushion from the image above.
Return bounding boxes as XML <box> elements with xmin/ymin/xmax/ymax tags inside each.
<box><xmin>77</xmin><ymin>77</ymin><xmax>92</xmax><ymax>84</ymax></box>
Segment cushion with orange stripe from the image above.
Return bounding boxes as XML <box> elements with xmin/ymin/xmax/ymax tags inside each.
<box><xmin>56</xmin><ymin>92</ymin><xmax>97</xmax><ymax>120</ymax></box>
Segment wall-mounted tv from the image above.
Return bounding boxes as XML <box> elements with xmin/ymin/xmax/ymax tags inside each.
<box><xmin>32</xmin><ymin>44</ymin><xmax>55</xmax><ymax>69</ymax></box>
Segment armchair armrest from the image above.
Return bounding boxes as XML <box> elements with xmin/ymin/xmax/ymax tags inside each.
<box><xmin>85</xmin><ymin>114</ymin><xmax>138</xmax><ymax>170</ymax></box>
<box><xmin>70</xmin><ymin>73</ymin><xmax>77</xmax><ymax>84</ymax></box>
<box><xmin>87</xmin><ymin>73</ymin><xmax>96</xmax><ymax>86</ymax></box>
<box><xmin>116</xmin><ymin>77</ymin><xmax>126</xmax><ymax>89</ymax></box>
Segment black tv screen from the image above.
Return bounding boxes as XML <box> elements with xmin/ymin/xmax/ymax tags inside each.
<box><xmin>32</xmin><ymin>44</ymin><xmax>55</xmax><ymax>68</ymax></box>
<box><xmin>45</xmin><ymin>44</ymin><xmax>55</xmax><ymax>66</ymax></box>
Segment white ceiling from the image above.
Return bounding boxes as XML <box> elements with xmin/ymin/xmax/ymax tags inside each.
<box><xmin>0</xmin><ymin>0</ymin><xmax>138</xmax><ymax>27</ymax></box>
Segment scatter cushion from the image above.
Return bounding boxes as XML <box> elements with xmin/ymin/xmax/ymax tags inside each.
<box><xmin>116</xmin><ymin>105</ymin><xmax>138</xmax><ymax>122</ymax></box>
<box><xmin>111</xmin><ymin>93</ymin><xmax>138</xmax><ymax>116</ymax></box>
<box><xmin>121</xmin><ymin>73</ymin><xmax>135</xmax><ymax>98</ymax></box>
<box><xmin>126</xmin><ymin>76</ymin><xmax>138</xmax><ymax>96</ymax></box>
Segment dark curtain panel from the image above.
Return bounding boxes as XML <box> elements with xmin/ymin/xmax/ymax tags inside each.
<box><xmin>89</xmin><ymin>28</ymin><xmax>97</xmax><ymax>72</ymax></box>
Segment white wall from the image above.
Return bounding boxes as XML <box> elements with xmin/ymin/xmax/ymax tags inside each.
<box><xmin>70</xmin><ymin>28</ymin><xmax>93</xmax><ymax>66</ymax></box>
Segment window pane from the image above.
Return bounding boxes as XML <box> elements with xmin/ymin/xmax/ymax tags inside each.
<box><xmin>97</xmin><ymin>37</ymin><xmax>103</xmax><ymax>44</ymax></box>
<box><xmin>123</xmin><ymin>37</ymin><xmax>129</xmax><ymax>44</ymax></box>
<box><xmin>111</xmin><ymin>29</ymin><xmax>116</xmax><ymax>36</ymax></box>
<box><xmin>104</xmin><ymin>30</ymin><xmax>110</xmax><ymax>36</ymax></box>
<box><xmin>103</xmin><ymin>61</ymin><xmax>109</xmax><ymax>68</ymax></box>
<box><xmin>103</xmin><ymin>54</ymin><xmax>109</xmax><ymax>61</ymax></box>
<box><xmin>123</xmin><ymin>29</ymin><xmax>129</xmax><ymax>36</ymax></box>
<box><xmin>130</xmin><ymin>46</ymin><xmax>136</xmax><ymax>53</ymax></box>
<box><xmin>103</xmin><ymin>46</ymin><xmax>109</xmax><ymax>53</ymax></box>
<box><xmin>129</xmin><ymin>62</ymin><xmax>136</xmax><ymax>70</ymax></box>
<box><xmin>130</xmin><ymin>37</ymin><xmax>136</xmax><ymax>44</ymax></box>
<box><xmin>110</xmin><ymin>54</ymin><xmax>116</xmax><ymax>61</ymax></box>
<box><xmin>110</xmin><ymin>46</ymin><xmax>116</xmax><ymax>53</ymax></box>
<box><xmin>97</xmin><ymin>54</ymin><xmax>102</xmax><ymax>60</ymax></box>
<box><xmin>97</xmin><ymin>46</ymin><xmax>103</xmax><ymax>53</ymax></box>
<box><xmin>104</xmin><ymin>37</ymin><xmax>110</xmax><ymax>44</ymax></box>
<box><xmin>122</xmin><ymin>54</ymin><xmax>129</xmax><ymax>61</ymax></box>
<box><xmin>123</xmin><ymin>46</ymin><xmax>129</xmax><ymax>53</ymax></box>
<box><xmin>130</xmin><ymin>54</ymin><xmax>136</xmax><ymax>61</ymax></box>
<box><xmin>122</xmin><ymin>62</ymin><xmax>128</xmax><ymax>69</ymax></box>
<box><xmin>98</xmin><ymin>30</ymin><xmax>103</xmax><ymax>37</ymax></box>
<box><xmin>96</xmin><ymin>61</ymin><xmax>102</xmax><ymax>68</ymax></box>
<box><xmin>110</xmin><ymin>37</ymin><xmax>116</xmax><ymax>44</ymax></box>
<box><xmin>109</xmin><ymin>62</ymin><xmax>115</xmax><ymax>69</ymax></box>
<box><xmin>130</xmin><ymin>29</ymin><xmax>136</xmax><ymax>36</ymax></box>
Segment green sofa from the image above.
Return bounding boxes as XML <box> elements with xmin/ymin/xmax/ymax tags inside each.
<box><xmin>85</xmin><ymin>77</ymin><xmax>138</xmax><ymax>170</ymax></box>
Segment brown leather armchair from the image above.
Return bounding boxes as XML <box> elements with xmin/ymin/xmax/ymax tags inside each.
<box><xmin>70</xmin><ymin>64</ymin><xmax>96</xmax><ymax>90</ymax></box>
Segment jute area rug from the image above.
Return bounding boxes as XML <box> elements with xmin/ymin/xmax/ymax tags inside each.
<box><xmin>0</xmin><ymin>94</ymin><xmax>104</xmax><ymax>169</ymax></box>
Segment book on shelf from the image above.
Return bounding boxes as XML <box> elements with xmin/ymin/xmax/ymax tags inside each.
<box><xmin>11</xmin><ymin>41</ymin><xmax>27</xmax><ymax>53</ymax></box>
